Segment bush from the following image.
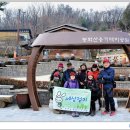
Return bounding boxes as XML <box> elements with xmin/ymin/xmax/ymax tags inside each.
<box><xmin>8</xmin><ymin>53</ymin><xmax>14</xmax><ymax>58</ymax></box>
<box><xmin>0</xmin><ymin>77</ymin><xmax>49</xmax><ymax>89</ymax></box>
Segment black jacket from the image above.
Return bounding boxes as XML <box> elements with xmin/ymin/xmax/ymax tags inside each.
<box><xmin>77</xmin><ymin>70</ymin><xmax>87</xmax><ymax>89</ymax></box>
<box><xmin>84</xmin><ymin>79</ymin><xmax>100</xmax><ymax>100</ymax></box>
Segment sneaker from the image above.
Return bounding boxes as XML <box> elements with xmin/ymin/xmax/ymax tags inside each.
<box><xmin>90</xmin><ymin>111</ymin><xmax>95</xmax><ymax>116</ymax></box>
<box><xmin>110</xmin><ymin>111</ymin><xmax>116</xmax><ymax>116</ymax></box>
<box><xmin>75</xmin><ymin>112</ymin><xmax>79</xmax><ymax>117</ymax></box>
<box><xmin>102</xmin><ymin>111</ymin><xmax>109</xmax><ymax>115</ymax></box>
<box><xmin>85</xmin><ymin>112</ymin><xmax>90</xmax><ymax>116</ymax></box>
<box><xmin>72</xmin><ymin>112</ymin><xmax>76</xmax><ymax>117</ymax></box>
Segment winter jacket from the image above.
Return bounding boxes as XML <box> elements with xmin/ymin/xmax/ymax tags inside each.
<box><xmin>98</xmin><ymin>67</ymin><xmax>115</xmax><ymax>97</ymax></box>
<box><xmin>64</xmin><ymin>79</ymin><xmax>79</xmax><ymax>89</ymax></box>
<box><xmin>49</xmin><ymin>69</ymin><xmax>63</xmax><ymax>99</ymax></box>
<box><xmin>92</xmin><ymin>70</ymin><xmax>100</xmax><ymax>80</ymax></box>
<box><xmin>84</xmin><ymin>79</ymin><xmax>100</xmax><ymax>101</ymax></box>
<box><xmin>62</xmin><ymin>68</ymin><xmax>75</xmax><ymax>84</ymax></box>
<box><xmin>50</xmin><ymin>69</ymin><xmax>63</xmax><ymax>81</ymax></box>
<box><xmin>77</xmin><ymin>70</ymin><xmax>87</xmax><ymax>89</ymax></box>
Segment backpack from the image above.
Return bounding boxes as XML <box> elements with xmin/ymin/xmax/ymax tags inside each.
<box><xmin>113</xmin><ymin>81</ymin><xmax>116</xmax><ymax>88</ymax></box>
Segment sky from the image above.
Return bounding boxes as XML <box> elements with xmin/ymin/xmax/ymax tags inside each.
<box><xmin>0</xmin><ymin>2</ymin><xmax>129</xmax><ymax>17</ymax></box>
<box><xmin>5</xmin><ymin>2</ymin><xmax>129</xmax><ymax>11</ymax></box>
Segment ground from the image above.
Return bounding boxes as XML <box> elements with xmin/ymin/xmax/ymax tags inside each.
<box><xmin>0</xmin><ymin>105</ymin><xmax>129</xmax><ymax>122</ymax></box>
<box><xmin>4</xmin><ymin>75</ymin><xmax>130</xmax><ymax>122</ymax></box>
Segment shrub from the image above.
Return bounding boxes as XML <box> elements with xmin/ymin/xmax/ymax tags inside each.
<box><xmin>0</xmin><ymin>77</ymin><xmax>49</xmax><ymax>89</ymax></box>
<box><xmin>8</xmin><ymin>53</ymin><xmax>14</xmax><ymax>58</ymax></box>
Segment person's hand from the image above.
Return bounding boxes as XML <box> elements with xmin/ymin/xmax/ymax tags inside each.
<box><xmin>80</xmin><ymin>82</ymin><xmax>84</xmax><ymax>85</ymax></box>
<box><xmin>103</xmin><ymin>75</ymin><xmax>107</xmax><ymax>79</ymax></box>
<box><xmin>51</xmin><ymin>80</ymin><xmax>54</xmax><ymax>83</ymax></box>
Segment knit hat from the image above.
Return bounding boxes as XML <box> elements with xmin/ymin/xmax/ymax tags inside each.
<box><xmin>70</xmin><ymin>72</ymin><xmax>76</xmax><ymax>76</ymax></box>
<box><xmin>54</xmin><ymin>71</ymin><xmax>60</xmax><ymax>77</ymax></box>
<box><xmin>92</xmin><ymin>64</ymin><xmax>98</xmax><ymax>68</ymax></box>
<box><xmin>58</xmin><ymin>63</ymin><xmax>64</xmax><ymax>68</ymax></box>
<box><xmin>87</xmin><ymin>71</ymin><xmax>94</xmax><ymax>77</ymax></box>
<box><xmin>103</xmin><ymin>58</ymin><xmax>110</xmax><ymax>63</ymax></box>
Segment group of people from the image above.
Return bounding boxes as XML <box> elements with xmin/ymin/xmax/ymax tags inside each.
<box><xmin>49</xmin><ymin>58</ymin><xmax>116</xmax><ymax>117</ymax></box>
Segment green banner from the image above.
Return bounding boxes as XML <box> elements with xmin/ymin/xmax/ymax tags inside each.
<box><xmin>53</xmin><ymin>87</ymin><xmax>91</xmax><ymax>112</ymax></box>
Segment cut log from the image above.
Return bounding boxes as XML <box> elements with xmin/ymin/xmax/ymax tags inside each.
<box><xmin>0</xmin><ymin>100</ymin><xmax>6</xmax><ymax>108</ymax></box>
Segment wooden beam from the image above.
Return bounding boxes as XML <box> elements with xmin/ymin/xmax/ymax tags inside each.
<box><xmin>122</xmin><ymin>45</ymin><xmax>130</xmax><ymax>109</ymax></box>
<box><xmin>122</xmin><ymin>45</ymin><xmax>130</xmax><ymax>62</ymax></box>
<box><xmin>27</xmin><ymin>46</ymin><xmax>44</xmax><ymax>111</ymax></box>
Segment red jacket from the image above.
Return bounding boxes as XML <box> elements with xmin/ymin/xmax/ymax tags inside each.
<box><xmin>92</xmin><ymin>70</ymin><xmax>99</xmax><ymax>80</ymax></box>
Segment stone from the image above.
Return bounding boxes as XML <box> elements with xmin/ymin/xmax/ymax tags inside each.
<box><xmin>0</xmin><ymin>95</ymin><xmax>13</xmax><ymax>103</ymax></box>
<box><xmin>0</xmin><ymin>100</ymin><xmax>6</xmax><ymax>108</ymax></box>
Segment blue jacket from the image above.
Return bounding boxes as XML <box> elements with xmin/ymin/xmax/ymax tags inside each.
<box><xmin>63</xmin><ymin>68</ymin><xmax>75</xmax><ymax>84</ymax></box>
<box><xmin>98</xmin><ymin>67</ymin><xmax>115</xmax><ymax>89</ymax></box>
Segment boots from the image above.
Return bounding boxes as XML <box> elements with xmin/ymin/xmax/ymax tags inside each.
<box><xmin>90</xmin><ymin>111</ymin><xmax>95</xmax><ymax>116</ymax></box>
<box><xmin>85</xmin><ymin>112</ymin><xmax>90</xmax><ymax>116</ymax></box>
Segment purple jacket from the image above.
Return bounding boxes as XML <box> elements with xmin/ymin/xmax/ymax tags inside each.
<box><xmin>64</xmin><ymin>79</ymin><xmax>79</xmax><ymax>89</ymax></box>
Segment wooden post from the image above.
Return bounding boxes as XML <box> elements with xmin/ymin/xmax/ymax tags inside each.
<box><xmin>27</xmin><ymin>46</ymin><xmax>44</xmax><ymax>111</ymax></box>
<box><xmin>122</xmin><ymin>45</ymin><xmax>130</xmax><ymax>109</ymax></box>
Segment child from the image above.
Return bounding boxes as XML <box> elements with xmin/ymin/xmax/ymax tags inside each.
<box><xmin>84</xmin><ymin>71</ymin><xmax>100</xmax><ymax>116</ymax></box>
<box><xmin>64</xmin><ymin>72</ymin><xmax>79</xmax><ymax>117</ymax></box>
<box><xmin>91</xmin><ymin>64</ymin><xmax>102</xmax><ymax>110</ymax></box>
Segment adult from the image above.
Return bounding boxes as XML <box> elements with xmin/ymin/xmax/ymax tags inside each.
<box><xmin>49</xmin><ymin>63</ymin><xmax>64</xmax><ymax>114</ymax></box>
<box><xmin>77</xmin><ymin>63</ymin><xmax>87</xmax><ymax>89</ymax></box>
<box><xmin>98</xmin><ymin>58</ymin><xmax>116</xmax><ymax>116</ymax></box>
<box><xmin>91</xmin><ymin>64</ymin><xmax>102</xmax><ymax>110</ymax></box>
<box><xmin>62</xmin><ymin>62</ymin><xmax>75</xmax><ymax>85</ymax></box>
<box><xmin>49</xmin><ymin>63</ymin><xmax>64</xmax><ymax>99</ymax></box>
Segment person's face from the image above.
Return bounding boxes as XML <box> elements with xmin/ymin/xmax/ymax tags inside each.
<box><xmin>70</xmin><ymin>75</ymin><xmax>75</xmax><ymax>80</ymax></box>
<box><xmin>67</xmin><ymin>65</ymin><xmax>72</xmax><ymax>69</ymax></box>
<box><xmin>81</xmin><ymin>65</ymin><xmax>86</xmax><ymax>70</ymax></box>
<box><xmin>103</xmin><ymin>62</ymin><xmax>110</xmax><ymax>68</ymax></box>
<box><xmin>88</xmin><ymin>75</ymin><xmax>93</xmax><ymax>80</ymax></box>
<box><xmin>58</xmin><ymin>67</ymin><xmax>63</xmax><ymax>71</ymax></box>
<box><xmin>92</xmin><ymin>68</ymin><xmax>97</xmax><ymax>71</ymax></box>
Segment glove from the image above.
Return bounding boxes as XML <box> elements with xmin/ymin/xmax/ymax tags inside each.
<box><xmin>103</xmin><ymin>75</ymin><xmax>107</xmax><ymax>79</ymax></box>
<box><xmin>98</xmin><ymin>79</ymin><xmax>105</xmax><ymax>84</ymax></box>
